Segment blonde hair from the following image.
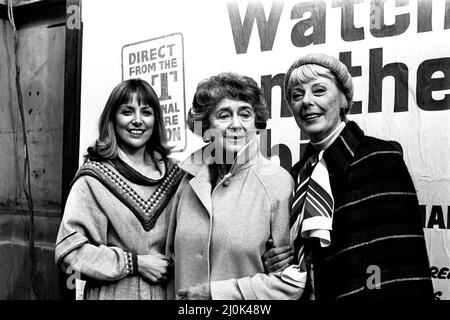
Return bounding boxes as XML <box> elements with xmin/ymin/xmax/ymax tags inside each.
<box><xmin>286</xmin><ymin>64</ymin><xmax>349</xmax><ymax>120</ymax></box>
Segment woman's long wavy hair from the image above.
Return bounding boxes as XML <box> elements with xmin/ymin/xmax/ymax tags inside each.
<box><xmin>86</xmin><ymin>79</ymin><xmax>171</xmax><ymax>161</ymax></box>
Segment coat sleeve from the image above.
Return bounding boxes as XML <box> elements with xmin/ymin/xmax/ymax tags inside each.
<box><xmin>55</xmin><ymin>176</ymin><xmax>129</xmax><ymax>282</ymax></box>
<box><xmin>165</xmin><ymin>175</ymin><xmax>189</xmax><ymax>260</ymax></box>
<box><xmin>210</xmin><ymin>172</ymin><xmax>306</xmax><ymax>300</ymax></box>
<box><xmin>164</xmin><ymin>175</ymin><xmax>190</xmax><ymax>300</ymax></box>
<box><xmin>332</xmin><ymin>141</ymin><xmax>434</xmax><ymax>300</ymax></box>
<box><xmin>357</xmin><ymin>150</ymin><xmax>433</xmax><ymax>299</ymax></box>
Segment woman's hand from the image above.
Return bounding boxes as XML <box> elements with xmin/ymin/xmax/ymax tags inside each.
<box><xmin>137</xmin><ymin>253</ymin><xmax>173</xmax><ymax>283</ymax></box>
<box><xmin>263</xmin><ymin>239</ymin><xmax>294</xmax><ymax>273</ymax></box>
<box><xmin>177</xmin><ymin>283</ymin><xmax>211</xmax><ymax>300</ymax></box>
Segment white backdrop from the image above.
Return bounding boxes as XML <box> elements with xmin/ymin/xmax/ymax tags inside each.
<box><xmin>80</xmin><ymin>0</ymin><xmax>450</xmax><ymax>299</ymax></box>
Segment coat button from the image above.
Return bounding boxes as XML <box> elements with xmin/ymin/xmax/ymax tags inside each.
<box><xmin>223</xmin><ymin>179</ymin><xmax>230</xmax><ymax>186</ymax></box>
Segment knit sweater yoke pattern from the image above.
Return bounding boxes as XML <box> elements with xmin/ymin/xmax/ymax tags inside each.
<box><xmin>74</xmin><ymin>159</ymin><xmax>184</xmax><ymax>231</ymax></box>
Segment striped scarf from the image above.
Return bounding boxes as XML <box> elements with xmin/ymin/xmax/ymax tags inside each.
<box><xmin>291</xmin><ymin>150</ymin><xmax>334</xmax><ymax>252</ymax></box>
<box><xmin>281</xmin><ymin>150</ymin><xmax>334</xmax><ymax>291</ymax></box>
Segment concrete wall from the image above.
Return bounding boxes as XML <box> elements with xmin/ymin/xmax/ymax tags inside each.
<box><xmin>0</xmin><ymin>2</ymin><xmax>66</xmax><ymax>299</ymax></box>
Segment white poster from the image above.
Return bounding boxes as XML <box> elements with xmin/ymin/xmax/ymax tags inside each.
<box><xmin>80</xmin><ymin>0</ymin><xmax>450</xmax><ymax>299</ymax></box>
<box><xmin>122</xmin><ymin>33</ymin><xmax>186</xmax><ymax>151</ymax></box>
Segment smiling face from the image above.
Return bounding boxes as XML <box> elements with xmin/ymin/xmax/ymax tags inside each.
<box><xmin>208</xmin><ymin>98</ymin><xmax>257</xmax><ymax>156</ymax></box>
<box><xmin>288</xmin><ymin>68</ymin><xmax>346</xmax><ymax>142</ymax></box>
<box><xmin>115</xmin><ymin>94</ymin><xmax>155</xmax><ymax>155</ymax></box>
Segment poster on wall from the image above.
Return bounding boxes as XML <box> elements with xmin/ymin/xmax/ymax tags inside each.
<box><xmin>80</xmin><ymin>0</ymin><xmax>450</xmax><ymax>299</ymax></box>
<box><xmin>122</xmin><ymin>33</ymin><xmax>187</xmax><ymax>152</ymax></box>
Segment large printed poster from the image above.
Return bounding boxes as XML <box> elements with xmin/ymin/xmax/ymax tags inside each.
<box><xmin>122</xmin><ymin>33</ymin><xmax>187</xmax><ymax>151</ymax></box>
<box><xmin>80</xmin><ymin>0</ymin><xmax>450</xmax><ymax>299</ymax></box>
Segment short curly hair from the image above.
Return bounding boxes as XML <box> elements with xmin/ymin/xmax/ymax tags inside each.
<box><xmin>187</xmin><ymin>72</ymin><xmax>269</xmax><ymax>137</ymax></box>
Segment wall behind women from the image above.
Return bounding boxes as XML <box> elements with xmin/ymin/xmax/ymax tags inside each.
<box><xmin>80</xmin><ymin>0</ymin><xmax>450</xmax><ymax>299</ymax></box>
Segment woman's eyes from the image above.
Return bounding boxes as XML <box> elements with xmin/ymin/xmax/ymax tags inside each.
<box><xmin>217</xmin><ymin>112</ymin><xmax>230</xmax><ymax>120</ymax></box>
<box><xmin>292</xmin><ymin>92</ymin><xmax>304</xmax><ymax>100</ymax></box>
<box><xmin>141</xmin><ymin>109</ymin><xmax>154</xmax><ymax>116</ymax></box>
<box><xmin>239</xmin><ymin>112</ymin><xmax>252</xmax><ymax>119</ymax></box>
<box><xmin>119</xmin><ymin>108</ymin><xmax>153</xmax><ymax>116</ymax></box>
<box><xmin>292</xmin><ymin>87</ymin><xmax>326</xmax><ymax>99</ymax></box>
<box><xmin>216</xmin><ymin>111</ymin><xmax>253</xmax><ymax>120</ymax></box>
<box><xmin>313</xmin><ymin>87</ymin><xmax>326</xmax><ymax>94</ymax></box>
<box><xmin>120</xmin><ymin>109</ymin><xmax>133</xmax><ymax>115</ymax></box>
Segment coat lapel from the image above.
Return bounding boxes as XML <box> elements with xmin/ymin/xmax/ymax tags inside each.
<box><xmin>180</xmin><ymin>147</ymin><xmax>214</xmax><ymax>217</ymax></box>
<box><xmin>189</xmin><ymin>165</ymin><xmax>213</xmax><ymax>217</ymax></box>
<box><xmin>180</xmin><ymin>137</ymin><xmax>260</xmax><ymax>218</ymax></box>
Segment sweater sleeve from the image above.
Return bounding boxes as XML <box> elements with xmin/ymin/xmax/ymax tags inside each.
<box><xmin>55</xmin><ymin>176</ymin><xmax>129</xmax><ymax>282</ymax></box>
<box><xmin>210</xmin><ymin>172</ymin><xmax>305</xmax><ymax>300</ymax></box>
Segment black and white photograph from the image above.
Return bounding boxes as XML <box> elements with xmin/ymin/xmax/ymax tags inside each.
<box><xmin>0</xmin><ymin>0</ymin><xmax>448</xmax><ymax>315</ymax></box>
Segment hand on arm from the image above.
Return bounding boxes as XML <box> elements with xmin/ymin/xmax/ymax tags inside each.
<box><xmin>137</xmin><ymin>253</ymin><xmax>173</xmax><ymax>284</ymax></box>
<box><xmin>263</xmin><ymin>239</ymin><xmax>294</xmax><ymax>273</ymax></box>
<box><xmin>177</xmin><ymin>282</ymin><xmax>211</xmax><ymax>300</ymax></box>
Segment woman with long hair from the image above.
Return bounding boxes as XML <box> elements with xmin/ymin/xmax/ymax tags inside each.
<box><xmin>55</xmin><ymin>79</ymin><xmax>184</xmax><ymax>299</ymax></box>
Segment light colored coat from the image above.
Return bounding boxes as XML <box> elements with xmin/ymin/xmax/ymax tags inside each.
<box><xmin>166</xmin><ymin>139</ymin><xmax>304</xmax><ymax>300</ymax></box>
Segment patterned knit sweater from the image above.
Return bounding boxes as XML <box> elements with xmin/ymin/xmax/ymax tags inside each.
<box><xmin>55</xmin><ymin>157</ymin><xmax>182</xmax><ymax>299</ymax></box>
<box><xmin>291</xmin><ymin>121</ymin><xmax>433</xmax><ymax>300</ymax></box>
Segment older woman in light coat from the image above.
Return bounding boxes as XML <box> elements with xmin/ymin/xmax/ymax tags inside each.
<box><xmin>166</xmin><ymin>72</ymin><xmax>305</xmax><ymax>300</ymax></box>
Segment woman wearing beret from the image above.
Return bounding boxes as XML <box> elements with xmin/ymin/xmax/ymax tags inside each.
<box><xmin>165</xmin><ymin>72</ymin><xmax>305</xmax><ymax>300</ymax></box>
<box><xmin>264</xmin><ymin>53</ymin><xmax>433</xmax><ymax>300</ymax></box>
<box><xmin>55</xmin><ymin>79</ymin><xmax>184</xmax><ymax>299</ymax></box>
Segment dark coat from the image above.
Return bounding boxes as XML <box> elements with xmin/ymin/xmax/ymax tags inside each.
<box><xmin>291</xmin><ymin>121</ymin><xmax>433</xmax><ymax>300</ymax></box>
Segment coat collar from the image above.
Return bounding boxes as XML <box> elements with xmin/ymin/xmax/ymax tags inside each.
<box><xmin>298</xmin><ymin>121</ymin><xmax>364</xmax><ymax>175</ymax></box>
<box><xmin>180</xmin><ymin>136</ymin><xmax>260</xmax><ymax>177</ymax></box>
<box><xmin>179</xmin><ymin>137</ymin><xmax>260</xmax><ymax>217</ymax></box>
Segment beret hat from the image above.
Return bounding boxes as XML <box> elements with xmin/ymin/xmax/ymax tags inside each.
<box><xmin>284</xmin><ymin>53</ymin><xmax>354</xmax><ymax>113</ymax></box>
